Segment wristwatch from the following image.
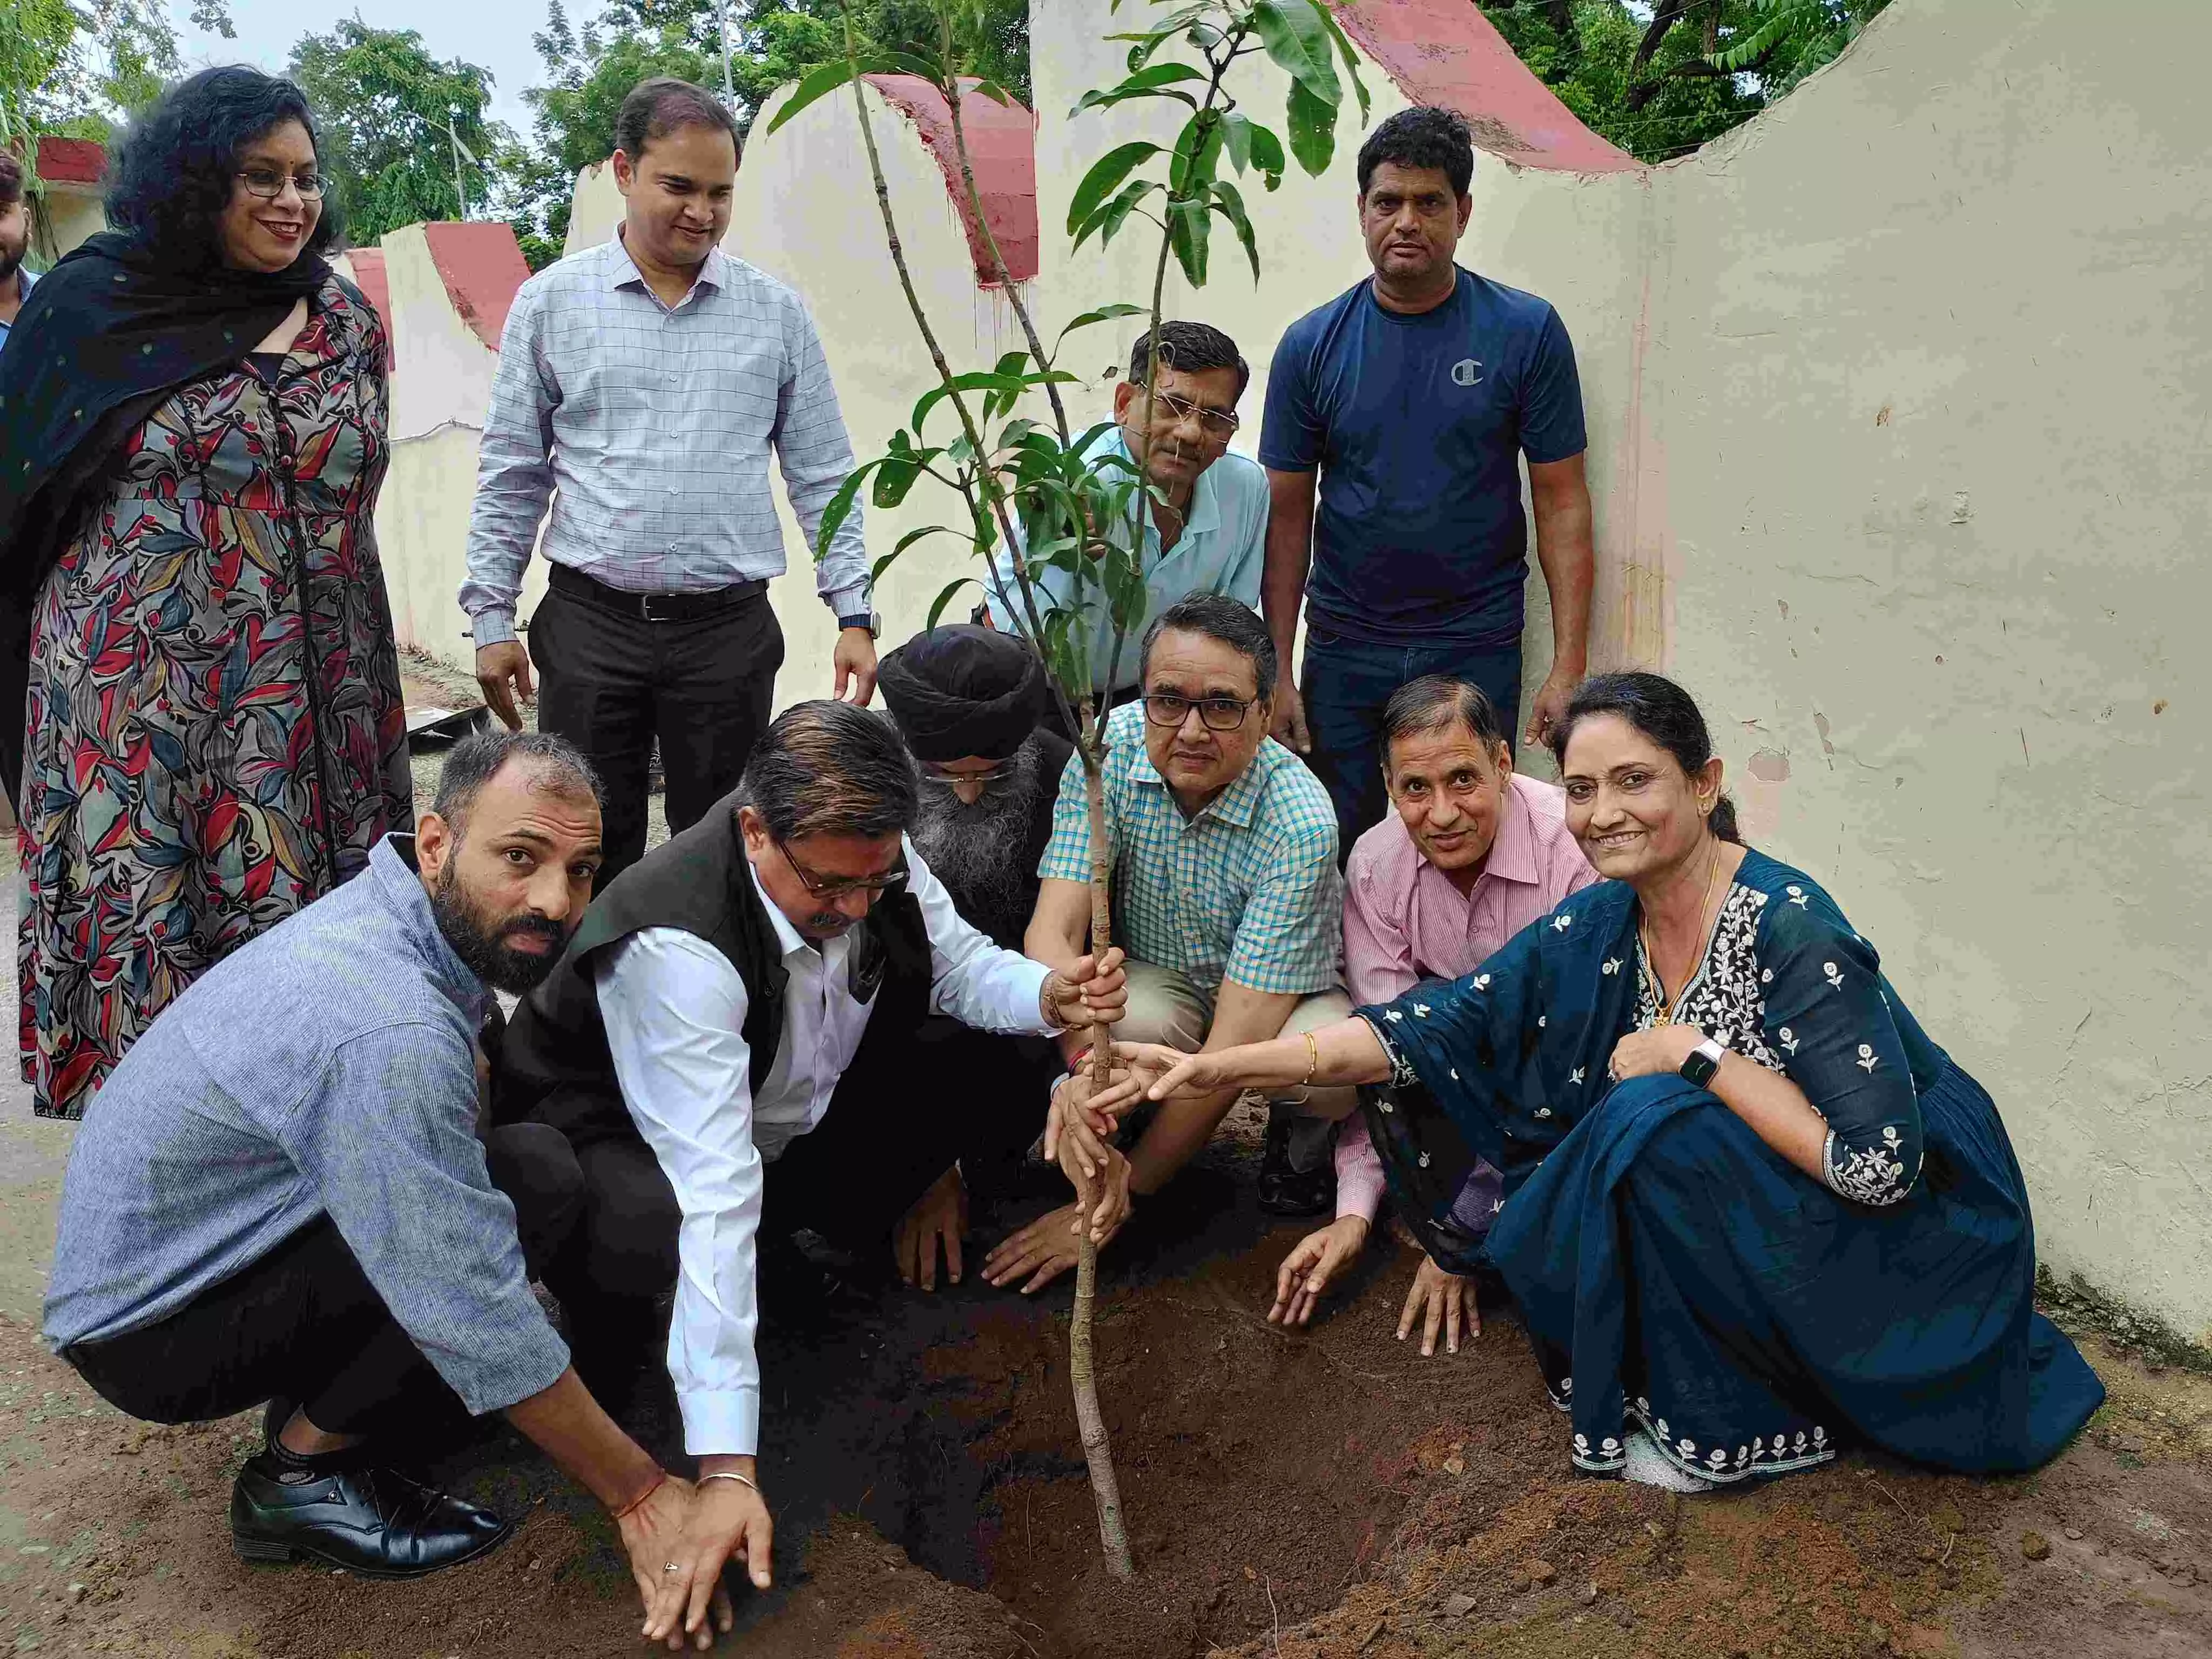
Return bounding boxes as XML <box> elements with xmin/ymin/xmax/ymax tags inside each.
<box><xmin>835</xmin><ymin>609</ymin><xmax>880</xmax><ymax>637</ymax></box>
<box><xmin>1679</xmin><ymin>1034</ymin><xmax>1728</xmax><ymax>1089</ymax></box>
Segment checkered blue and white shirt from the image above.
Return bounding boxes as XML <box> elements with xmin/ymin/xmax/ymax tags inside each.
<box><xmin>460</xmin><ymin>236</ymin><xmax>871</xmax><ymax>646</ymax></box>
<box><xmin>1037</xmin><ymin>702</ymin><xmax>1344</xmax><ymax>996</ymax></box>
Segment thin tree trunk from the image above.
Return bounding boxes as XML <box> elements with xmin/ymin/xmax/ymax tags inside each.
<box><xmin>1074</xmin><ymin>698</ymin><xmax>1134</xmax><ymax>1578</ymax></box>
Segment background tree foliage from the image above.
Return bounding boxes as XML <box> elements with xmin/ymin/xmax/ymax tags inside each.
<box><xmin>1476</xmin><ymin>0</ymin><xmax>1891</xmax><ymax>161</ymax></box>
<box><xmin>1</xmin><ymin>0</ymin><xmax>234</xmax><ymax>146</ymax></box>
<box><xmin>288</xmin><ymin>22</ymin><xmax>510</xmax><ymax>248</ymax></box>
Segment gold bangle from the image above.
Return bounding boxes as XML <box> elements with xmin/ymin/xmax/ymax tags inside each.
<box><xmin>1301</xmin><ymin>1029</ymin><xmax>1319</xmax><ymax>1087</ymax></box>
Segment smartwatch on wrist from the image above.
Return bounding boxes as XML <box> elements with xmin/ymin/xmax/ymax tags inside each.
<box><xmin>1679</xmin><ymin>1034</ymin><xmax>1728</xmax><ymax>1089</ymax></box>
<box><xmin>835</xmin><ymin>610</ymin><xmax>880</xmax><ymax>637</ymax></box>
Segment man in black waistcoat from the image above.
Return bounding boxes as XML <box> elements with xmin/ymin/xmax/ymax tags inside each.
<box><xmin>494</xmin><ymin>700</ymin><xmax>1125</xmax><ymax>1604</ymax></box>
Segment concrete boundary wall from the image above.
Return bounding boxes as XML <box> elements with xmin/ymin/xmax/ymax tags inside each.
<box><xmin>423</xmin><ymin>0</ymin><xmax>2206</xmax><ymax>1339</ymax></box>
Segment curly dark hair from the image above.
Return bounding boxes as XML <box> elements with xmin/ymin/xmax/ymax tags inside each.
<box><xmin>1356</xmin><ymin>105</ymin><xmax>1474</xmax><ymax>198</ymax></box>
<box><xmin>105</xmin><ymin>66</ymin><xmax>343</xmax><ymax>263</ymax></box>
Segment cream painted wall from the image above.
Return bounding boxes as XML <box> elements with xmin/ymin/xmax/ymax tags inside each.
<box><xmin>371</xmin><ymin>222</ymin><xmax>548</xmax><ymax>668</ymax></box>
<box><xmin>36</xmin><ymin>188</ymin><xmax>104</xmax><ymax>262</ymax></box>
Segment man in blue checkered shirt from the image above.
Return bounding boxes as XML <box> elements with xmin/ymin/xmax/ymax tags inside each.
<box><xmin>984</xmin><ymin>595</ymin><xmax>1350</xmax><ymax>1292</ymax></box>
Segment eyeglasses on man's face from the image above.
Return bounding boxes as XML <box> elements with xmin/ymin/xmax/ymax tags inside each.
<box><xmin>1142</xmin><ymin>691</ymin><xmax>1258</xmax><ymax>733</ymax></box>
<box><xmin>1143</xmin><ymin>389</ymin><xmax>1239</xmax><ymax>441</ymax></box>
<box><xmin>777</xmin><ymin>838</ymin><xmax>908</xmax><ymax>901</ymax></box>
<box><xmin>237</xmin><ymin>168</ymin><xmax>327</xmax><ymax>201</ymax></box>
<box><xmin>919</xmin><ymin>762</ymin><xmax>1013</xmax><ymax>789</ymax></box>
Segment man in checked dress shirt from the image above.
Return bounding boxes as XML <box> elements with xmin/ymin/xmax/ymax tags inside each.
<box><xmin>462</xmin><ymin>77</ymin><xmax>879</xmax><ymax>888</ymax></box>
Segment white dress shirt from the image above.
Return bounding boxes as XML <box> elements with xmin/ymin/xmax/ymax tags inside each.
<box><xmin>594</xmin><ymin>838</ymin><xmax>1056</xmax><ymax>1455</ymax></box>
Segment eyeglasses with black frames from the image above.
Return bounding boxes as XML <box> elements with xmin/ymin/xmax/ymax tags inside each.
<box><xmin>1142</xmin><ymin>692</ymin><xmax>1258</xmax><ymax>733</ymax></box>
<box><xmin>236</xmin><ymin>168</ymin><xmax>327</xmax><ymax>201</ymax></box>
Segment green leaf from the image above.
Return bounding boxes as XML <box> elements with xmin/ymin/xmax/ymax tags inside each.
<box><xmin>1071</xmin><ymin>60</ymin><xmax>1205</xmax><ymax>117</ymax></box>
<box><xmin>1211</xmin><ymin>180</ymin><xmax>1260</xmax><ymax>284</ymax></box>
<box><xmin>765</xmin><ymin>58</ymin><xmax>864</xmax><ymax>137</ymax></box>
<box><xmin>1285</xmin><ymin>75</ymin><xmax>1336</xmax><ymax>176</ymax></box>
<box><xmin>988</xmin><ymin>348</ymin><xmax>1031</xmax><ymax>420</ymax></box>
<box><xmin>814</xmin><ymin>461</ymin><xmax>878</xmax><ymax>560</ymax></box>
<box><xmin>909</xmin><ymin>370</ymin><xmax>1032</xmax><ymax>436</ymax></box>
<box><xmin>1073</xmin><ymin>178</ymin><xmax>1161</xmax><ymax>253</ymax></box>
<box><xmin>1168</xmin><ymin>110</ymin><xmax>1223</xmax><ymax>196</ymax></box>
<box><xmin>1251</xmin><ymin>1</ymin><xmax>1340</xmax><ymax>106</ymax></box>
<box><xmin>1050</xmin><ymin>302</ymin><xmax>1145</xmax><ymax>360</ymax></box>
<box><xmin>1310</xmin><ymin>0</ymin><xmax>1373</xmax><ymax>124</ymax></box>
<box><xmin>968</xmin><ymin>78</ymin><xmax>1018</xmax><ymax>107</ymax></box>
<box><xmin>1244</xmin><ymin>121</ymin><xmax>1287</xmax><ymax>188</ymax></box>
<box><xmin>872</xmin><ymin>455</ymin><xmax>921</xmax><ymax>508</ymax></box>
<box><xmin>926</xmin><ymin>577</ymin><xmax>982</xmax><ymax>630</ymax></box>
<box><xmin>1066</xmin><ymin>140</ymin><xmax>1162</xmax><ymax>236</ymax></box>
<box><xmin>1168</xmin><ymin>197</ymin><xmax>1211</xmax><ymax>287</ymax></box>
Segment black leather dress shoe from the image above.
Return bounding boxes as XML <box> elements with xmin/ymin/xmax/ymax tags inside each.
<box><xmin>1257</xmin><ymin>1116</ymin><xmax>1334</xmax><ymax>1217</ymax></box>
<box><xmin>231</xmin><ymin>1456</ymin><xmax>511</xmax><ymax>1579</ymax></box>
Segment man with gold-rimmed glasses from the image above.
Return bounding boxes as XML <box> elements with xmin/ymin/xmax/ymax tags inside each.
<box><xmin>494</xmin><ymin>700</ymin><xmax>1126</xmax><ymax>1598</ymax></box>
<box><xmin>985</xmin><ymin>321</ymin><xmax>1270</xmax><ymax>713</ymax></box>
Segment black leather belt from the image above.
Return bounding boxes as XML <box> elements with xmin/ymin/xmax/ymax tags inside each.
<box><xmin>549</xmin><ymin>563</ymin><xmax>768</xmax><ymax>623</ymax></box>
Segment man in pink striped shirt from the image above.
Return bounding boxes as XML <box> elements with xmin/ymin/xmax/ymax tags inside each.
<box><xmin>1269</xmin><ymin>675</ymin><xmax>1596</xmax><ymax>1354</ymax></box>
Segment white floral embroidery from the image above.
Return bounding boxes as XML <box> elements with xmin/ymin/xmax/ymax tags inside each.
<box><xmin>1778</xmin><ymin>1026</ymin><xmax>1800</xmax><ymax>1056</ymax></box>
<box><xmin>1785</xmin><ymin>884</ymin><xmax>1810</xmax><ymax>908</ymax></box>
<box><xmin>1602</xmin><ymin>956</ymin><xmax>1623</xmax><ymax>976</ymax></box>
<box><xmin>1535</xmin><ymin>1107</ymin><xmax>1554</xmax><ymax>1119</ymax></box>
<box><xmin>1759</xmin><ymin>968</ymin><xmax>1772</xmax><ymax>983</ymax></box>
<box><xmin>1537</xmin><ymin>1015</ymin><xmax>1547</xmax><ymax>1028</ymax></box>
<box><xmin>1601</xmin><ymin>1437</ymin><xmax>1620</xmax><ymax>1456</ymax></box>
<box><xmin>1825</xmin><ymin>1124</ymin><xmax>1914</xmax><ymax>1206</ymax></box>
<box><xmin>1471</xmin><ymin>973</ymin><xmax>1491</xmax><ymax>991</ymax></box>
<box><xmin>1621</xmin><ymin>1401</ymin><xmax>1835</xmax><ymax>1485</ymax></box>
<box><xmin>1417</xmin><ymin>1151</ymin><xmax>1431</xmax><ymax>1168</ymax></box>
<box><xmin>1634</xmin><ymin>885</ymin><xmax>1783</xmax><ymax>1074</ymax></box>
<box><xmin>1448</xmin><ymin>1068</ymin><xmax>1459</xmax><ymax>1081</ymax></box>
<box><xmin>1413</xmin><ymin>1002</ymin><xmax>1430</xmax><ymax>1018</ymax></box>
<box><xmin>1823</xmin><ymin>961</ymin><xmax>1845</xmax><ymax>990</ymax></box>
<box><xmin>1569</xmin><ymin>1068</ymin><xmax>1585</xmax><ymax>1086</ymax></box>
<box><xmin>1552</xmin><ymin>913</ymin><xmax>1573</xmax><ymax>933</ymax></box>
<box><xmin>1854</xmin><ymin>1043</ymin><xmax>1879</xmax><ymax>1073</ymax></box>
<box><xmin>1384</xmin><ymin>1008</ymin><xmax>1402</xmax><ymax>1023</ymax></box>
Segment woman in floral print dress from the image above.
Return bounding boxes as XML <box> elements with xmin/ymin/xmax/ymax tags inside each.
<box><xmin>2</xmin><ymin>70</ymin><xmax>410</xmax><ymax>1118</ymax></box>
<box><xmin>1088</xmin><ymin>673</ymin><xmax>2103</xmax><ymax>1489</ymax></box>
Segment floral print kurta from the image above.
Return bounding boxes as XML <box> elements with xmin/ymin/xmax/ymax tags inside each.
<box><xmin>18</xmin><ymin>275</ymin><xmax>412</xmax><ymax>1118</ymax></box>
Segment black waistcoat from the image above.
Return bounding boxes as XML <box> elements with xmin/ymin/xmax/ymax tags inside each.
<box><xmin>498</xmin><ymin>793</ymin><xmax>934</xmax><ymax>1141</ymax></box>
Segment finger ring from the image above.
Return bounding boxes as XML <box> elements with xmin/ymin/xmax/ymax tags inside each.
<box><xmin>663</xmin><ymin>1562</ymin><xmax>682</xmax><ymax>1574</ymax></box>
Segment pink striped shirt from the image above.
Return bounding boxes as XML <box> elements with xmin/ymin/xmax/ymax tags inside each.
<box><xmin>1335</xmin><ymin>773</ymin><xmax>1599</xmax><ymax>1224</ymax></box>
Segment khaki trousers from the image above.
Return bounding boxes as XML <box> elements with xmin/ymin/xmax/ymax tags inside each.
<box><xmin>1116</xmin><ymin>960</ymin><xmax>1354</xmax><ymax>1174</ymax></box>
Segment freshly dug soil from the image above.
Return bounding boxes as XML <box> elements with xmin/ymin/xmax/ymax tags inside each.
<box><xmin>3</xmin><ymin>1127</ymin><xmax>2208</xmax><ymax>1658</ymax></box>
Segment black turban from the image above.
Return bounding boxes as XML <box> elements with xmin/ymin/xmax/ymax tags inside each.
<box><xmin>878</xmin><ymin>624</ymin><xmax>1048</xmax><ymax>763</ymax></box>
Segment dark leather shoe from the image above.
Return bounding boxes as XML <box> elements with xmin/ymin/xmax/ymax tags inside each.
<box><xmin>231</xmin><ymin>1456</ymin><xmax>511</xmax><ymax>1580</ymax></box>
<box><xmin>1257</xmin><ymin>1116</ymin><xmax>1333</xmax><ymax>1217</ymax></box>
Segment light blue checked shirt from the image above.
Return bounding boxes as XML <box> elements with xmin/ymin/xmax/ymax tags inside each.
<box><xmin>0</xmin><ymin>266</ymin><xmax>36</xmax><ymax>356</ymax></box>
<box><xmin>1037</xmin><ymin>702</ymin><xmax>1343</xmax><ymax>996</ymax></box>
<box><xmin>460</xmin><ymin>235</ymin><xmax>871</xmax><ymax>647</ymax></box>
<box><xmin>987</xmin><ymin>427</ymin><xmax>1268</xmax><ymax>694</ymax></box>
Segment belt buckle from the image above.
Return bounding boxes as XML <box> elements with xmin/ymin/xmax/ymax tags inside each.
<box><xmin>639</xmin><ymin>590</ymin><xmax>674</xmax><ymax>623</ymax></box>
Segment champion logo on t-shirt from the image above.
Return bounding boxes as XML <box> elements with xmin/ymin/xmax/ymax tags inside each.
<box><xmin>1451</xmin><ymin>358</ymin><xmax>1484</xmax><ymax>387</ymax></box>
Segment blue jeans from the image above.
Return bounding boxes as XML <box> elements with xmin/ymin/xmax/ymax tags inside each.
<box><xmin>1300</xmin><ymin>627</ymin><xmax>1522</xmax><ymax>856</ymax></box>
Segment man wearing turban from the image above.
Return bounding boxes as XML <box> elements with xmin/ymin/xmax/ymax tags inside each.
<box><xmin>876</xmin><ymin>625</ymin><xmax>1074</xmax><ymax>951</ymax></box>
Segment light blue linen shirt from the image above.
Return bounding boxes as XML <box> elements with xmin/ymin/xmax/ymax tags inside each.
<box><xmin>0</xmin><ymin>266</ymin><xmax>37</xmax><ymax>354</ymax></box>
<box><xmin>989</xmin><ymin>427</ymin><xmax>1267</xmax><ymax>694</ymax></box>
<box><xmin>43</xmin><ymin>835</ymin><xmax>570</xmax><ymax>1416</ymax></box>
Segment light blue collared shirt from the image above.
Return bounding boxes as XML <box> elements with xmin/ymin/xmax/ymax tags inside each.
<box><xmin>0</xmin><ymin>266</ymin><xmax>38</xmax><ymax>356</ymax></box>
<box><xmin>989</xmin><ymin>426</ymin><xmax>1267</xmax><ymax>694</ymax></box>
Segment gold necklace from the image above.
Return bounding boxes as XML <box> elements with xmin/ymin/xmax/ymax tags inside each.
<box><xmin>1640</xmin><ymin>837</ymin><xmax>1724</xmax><ymax>1026</ymax></box>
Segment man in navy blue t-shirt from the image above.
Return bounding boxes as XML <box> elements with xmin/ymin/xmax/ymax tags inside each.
<box><xmin>1259</xmin><ymin>105</ymin><xmax>1594</xmax><ymax>858</ymax></box>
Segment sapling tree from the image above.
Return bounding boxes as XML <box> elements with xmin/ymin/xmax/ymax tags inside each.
<box><xmin>768</xmin><ymin>0</ymin><xmax>1364</xmax><ymax>1576</ymax></box>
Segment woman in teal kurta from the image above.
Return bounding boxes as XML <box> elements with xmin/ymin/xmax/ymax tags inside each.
<box><xmin>1084</xmin><ymin>673</ymin><xmax>2101</xmax><ymax>1487</ymax></box>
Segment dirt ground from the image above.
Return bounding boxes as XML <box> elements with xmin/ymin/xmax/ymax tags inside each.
<box><xmin>3</xmin><ymin>1102</ymin><xmax>2208</xmax><ymax>1659</ymax></box>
